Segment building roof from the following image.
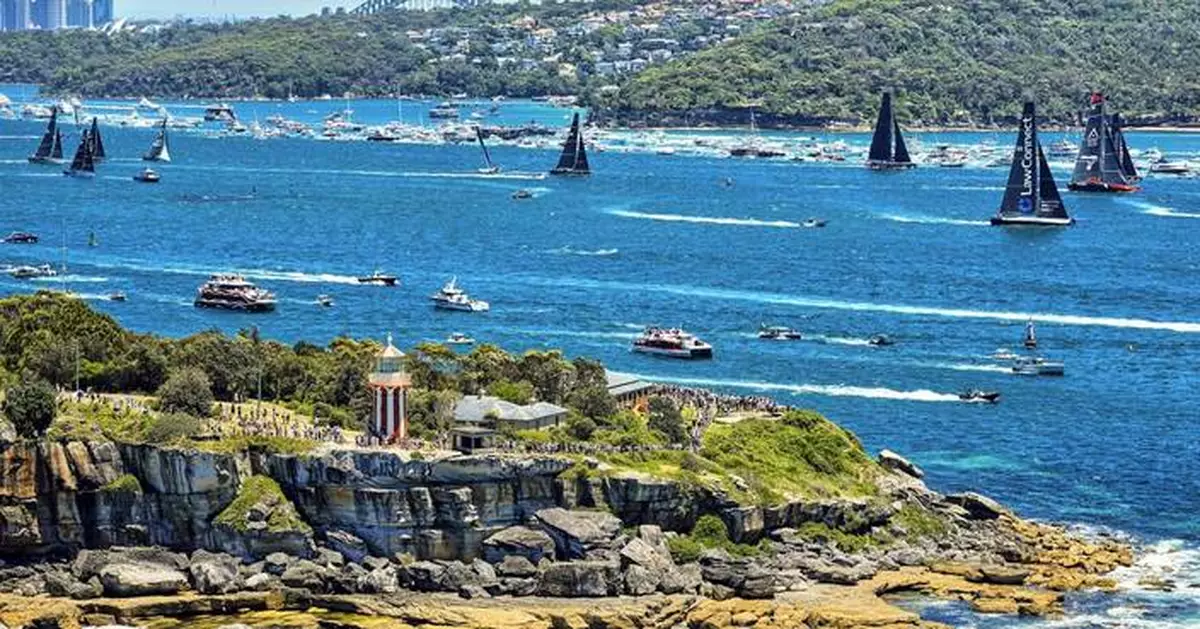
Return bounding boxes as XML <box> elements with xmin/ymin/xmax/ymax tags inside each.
<box><xmin>455</xmin><ymin>396</ymin><xmax>568</xmax><ymax>425</ymax></box>
<box><xmin>605</xmin><ymin>371</ymin><xmax>657</xmax><ymax>397</ymax></box>
<box><xmin>380</xmin><ymin>334</ymin><xmax>406</xmax><ymax>359</ymax></box>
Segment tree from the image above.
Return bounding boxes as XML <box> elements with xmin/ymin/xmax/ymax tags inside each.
<box><xmin>648</xmin><ymin>395</ymin><xmax>687</xmax><ymax>444</ymax></box>
<box><xmin>4</xmin><ymin>378</ymin><xmax>57</xmax><ymax>438</ymax></box>
<box><xmin>489</xmin><ymin>379</ymin><xmax>534</xmax><ymax>405</ymax></box>
<box><xmin>157</xmin><ymin>368</ymin><xmax>215</xmax><ymax>417</ymax></box>
<box><xmin>567</xmin><ymin>385</ymin><xmax>617</xmax><ymax>421</ymax></box>
<box><xmin>565</xmin><ymin>412</ymin><xmax>597</xmax><ymax>441</ymax></box>
<box><xmin>516</xmin><ymin>350</ymin><xmax>576</xmax><ymax>403</ymax></box>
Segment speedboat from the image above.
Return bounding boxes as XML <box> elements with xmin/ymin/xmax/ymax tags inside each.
<box><xmin>446</xmin><ymin>332</ymin><xmax>475</xmax><ymax>345</ymax></box>
<box><xmin>430</xmin><ymin>277</ymin><xmax>489</xmax><ymax>312</ymax></box>
<box><xmin>868</xmin><ymin>334</ymin><xmax>895</xmax><ymax>347</ymax></box>
<box><xmin>512</xmin><ymin>189</ymin><xmax>533</xmax><ymax>200</ymax></box>
<box><xmin>802</xmin><ymin>218</ymin><xmax>827</xmax><ymax>228</ymax></box>
<box><xmin>429</xmin><ymin>102</ymin><xmax>460</xmax><ymax>119</ymax></box>
<box><xmin>317</xmin><ymin>294</ymin><xmax>334</xmax><ymax>307</ymax></box>
<box><xmin>959</xmin><ymin>390</ymin><xmax>1001</xmax><ymax>404</ymax></box>
<box><xmin>107</xmin><ymin>291</ymin><xmax>127</xmax><ymax>302</ymax></box>
<box><xmin>1012</xmin><ymin>356</ymin><xmax>1065</xmax><ymax>377</ymax></box>
<box><xmin>632</xmin><ymin>327</ymin><xmax>713</xmax><ymax>359</ymax></box>
<box><xmin>133</xmin><ymin>168</ymin><xmax>161</xmax><ymax>183</ymax></box>
<box><xmin>1150</xmin><ymin>160</ymin><xmax>1190</xmax><ymax>175</ymax></box>
<box><xmin>2</xmin><ymin>232</ymin><xmax>38</xmax><ymax>244</ymax></box>
<box><xmin>758</xmin><ymin>325</ymin><xmax>802</xmax><ymax>340</ymax></box>
<box><xmin>8</xmin><ymin>264</ymin><xmax>57</xmax><ymax>279</ymax></box>
<box><xmin>357</xmin><ymin>270</ymin><xmax>398</xmax><ymax>286</ymax></box>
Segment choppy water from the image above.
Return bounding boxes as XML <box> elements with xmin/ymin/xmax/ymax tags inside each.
<box><xmin>3</xmin><ymin>91</ymin><xmax>1200</xmax><ymax>626</ymax></box>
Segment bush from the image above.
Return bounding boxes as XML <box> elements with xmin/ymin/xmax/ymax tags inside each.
<box><xmin>490</xmin><ymin>379</ymin><xmax>534</xmax><ymax>405</ymax></box>
<box><xmin>667</xmin><ymin>535</ymin><xmax>704</xmax><ymax>564</ymax></box>
<box><xmin>102</xmin><ymin>474</ymin><xmax>142</xmax><ymax>494</ymax></box>
<box><xmin>667</xmin><ymin>514</ymin><xmax>763</xmax><ymax>563</ymax></box>
<box><xmin>214</xmin><ymin>475</ymin><xmax>311</xmax><ymax>534</ymax></box>
<box><xmin>565</xmin><ymin>412</ymin><xmax>597</xmax><ymax>441</ymax></box>
<box><xmin>567</xmin><ymin>385</ymin><xmax>617</xmax><ymax>420</ymax></box>
<box><xmin>4</xmin><ymin>378</ymin><xmax>57</xmax><ymax>438</ymax></box>
<box><xmin>144</xmin><ymin>412</ymin><xmax>204</xmax><ymax>445</ymax></box>
<box><xmin>648</xmin><ymin>395</ymin><xmax>686</xmax><ymax>444</ymax></box>
<box><xmin>794</xmin><ymin>522</ymin><xmax>876</xmax><ymax>554</ymax></box>
<box><xmin>156</xmin><ymin>368</ymin><xmax>214</xmax><ymax>417</ymax></box>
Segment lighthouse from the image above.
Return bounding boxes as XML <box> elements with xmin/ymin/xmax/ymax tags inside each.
<box><xmin>369</xmin><ymin>335</ymin><xmax>411</xmax><ymax>442</ymax></box>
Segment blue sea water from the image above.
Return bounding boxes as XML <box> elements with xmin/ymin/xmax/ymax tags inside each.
<box><xmin>2</xmin><ymin>88</ymin><xmax>1200</xmax><ymax>626</ymax></box>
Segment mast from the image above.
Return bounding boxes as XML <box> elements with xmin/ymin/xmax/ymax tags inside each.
<box><xmin>476</xmin><ymin>127</ymin><xmax>495</xmax><ymax>170</ymax></box>
<box><xmin>1069</xmin><ymin>92</ymin><xmax>1132</xmax><ymax>191</ymax></box>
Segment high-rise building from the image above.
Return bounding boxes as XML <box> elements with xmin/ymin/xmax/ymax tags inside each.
<box><xmin>0</xmin><ymin>0</ymin><xmax>13</xmax><ymax>31</ymax></box>
<box><xmin>41</xmin><ymin>0</ymin><xmax>66</xmax><ymax>29</ymax></box>
<box><xmin>65</xmin><ymin>0</ymin><xmax>92</xmax><ymax>27</ymax></box>
<box><xmin>91</xmin><ymin>0</ymin><xmax>109</xmax><ymax>24</ymax></box>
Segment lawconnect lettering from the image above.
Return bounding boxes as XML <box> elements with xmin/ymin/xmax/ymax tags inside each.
<box><xmin>1021</xmin><ymin>115</ymin><xmax>1035</xmax><ymax>199</ymax></box>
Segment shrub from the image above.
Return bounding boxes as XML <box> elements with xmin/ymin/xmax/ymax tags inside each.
<box><xmin>794</xmin><ymin>522</ymin><xmax>876</xmax><ymax>554</ymax></box>
<box><xmin>648</xmin><ymin>395</ymin><xmax>687</xmax><ymax>443</ymax></box>
<box><xmin>4</xmin><ymin>378</ymin><xmax>57</xmax><ymax>438</ymax></box>
<box><xmin>489</xmin><ymin>379</ymin><xmax>534</xmax><ymax>405</ymax></box>
<box><xmin>565</xmin><ymin>412</ymin><xmax>597</xmax><ymax>441</ymax></box>
<box><xmin>892</xmin><ymin>504</ymin><xmax>948</xmax><ymax>541</ymax></box>
<box><xmin>156</xmin><ymin>368</ymin><xmax>214</xmax><ymax>417</ymax></box>
<box><xmin>214</xmin><ymin>475</ymin><xmax>311</xmax><ymax>534</ymax></box>
<box><xmin>102</xmin><ymin>474</ymin><xmax>142</xmax><ymax>494</ymax></box>
<box><xmin>667</xmin><ymin>535</ymin><xmax>704</xmax><ymax>564</ymax></box>
<box><xmin>144</xmin><ymin>412</ymin><xmax>204</xmax><ymax>445</ymax></box>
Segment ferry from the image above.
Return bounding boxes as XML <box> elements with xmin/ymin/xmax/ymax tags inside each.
<box><xmin>430</xmin><ymin>277</ymin><xmax>489</xmax><ymax>312</ymax></box>
<box><xmin>1150</xmin><ymin>160</ymin><xmax>1190</xmax><ymax>175</ymax></box>
<box><xmin>2</xmin><ymin>232</ymin><xmax>39</xmax><ymax>244</ymax></box>
<box><xmin>204</xmin><ymin>104</ymin><xmax>237</xmax><ymax>122</ymax></box>
<box><xmin>357</xmin><ymin>270</ymin><xmax>398</xmax><ymax>286</ymax></box>
<box><xmin>632</xmin><ymin>327</ymin><xmax>713</xmax><ymax>359</ymax></box>
<box><xmin>194</xmin><ymin>274</ymin><xmax>277</xmax><ymax>312</ymax></box>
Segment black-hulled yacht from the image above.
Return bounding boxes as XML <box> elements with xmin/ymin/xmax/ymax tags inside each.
<box><xmin>143</xmin><ymin>118</ymin><xmax>172</xmax><ymax>162</ymax></box>
<box><xmin>63</xmin><ymin>129</ymin><xmax>96</xmax><ymax>178</ymax></box>
<box><xmin>550</xmin><ymin>113</ymin><xmax>590</xmax><ymax>176</ymax></box>
<box><xmin>991</xmin><ymin>101</ymin><xmax>1073</xmax><ymax>226</ymax></box>
<box><xmin>1068</xmin><ymin>93</ymin><xmax>1138</xmax><ymax>193</ymax></box>
<box><xmin>866</xmin><ymin>92</ymin><xmax>915</xmax><ymax>170</ymax></box>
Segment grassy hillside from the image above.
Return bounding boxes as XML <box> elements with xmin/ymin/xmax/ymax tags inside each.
<box><xmin>600</xmin><ymin>0</ymin><xmax>1200</xmax><ymax>126</ymax></box>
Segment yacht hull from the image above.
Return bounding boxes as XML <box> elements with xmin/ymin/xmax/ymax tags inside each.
<box><xmin>990</xmin><ymin>216</ymin><xmax>1074</xmax><ymax>226</ymax></box>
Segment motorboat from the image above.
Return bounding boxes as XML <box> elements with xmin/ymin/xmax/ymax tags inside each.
<box><xmin>430</xmin><ymin>277</ymin><xmax>489</xmax><ymax>312</ymax></box>
<box><xmin>959</xmin><ymin>390</ymin><xmax>1001</xmax><ymax>404</ymax></box>
<box><xmin>357</xmin><ymin>270</ymin><xmax>398</xmax><ymax>286</ymax></box>
<box><xmin>2</xmin><ymin>232</ymin><xmax>39</xmax><ymax>244</ymax></box>
<box><xmin>317</xmin><ymin>294</ymin><xmax>334</xmax><ymax>307</ymax></box>
<box><xmin>429</xmin><ymin>102</ymin><xmax>460</xmax><ymax>119</ymax></box>
<box><xmin>632</xmin><ymin>327</ymin><xmax>713</xmax><ymax>359</ymax></box>
<box><xmin>8</xmin><ymin>264</ymin><xmax>57</xmax><ymax>279</ymax></box>
<box><xmin>868</xmin><ymin>334</ymin><xmax>895</xmax><ymax>347</ymax></box>
<box><xmin>802</xmin><ymin>218</ymin><xmax>827</xmax><ymax>228</ymax></box>
<box><xmin>1150</xmin><ymin>160</ymin><xmax>1190</xmax><ymax>175</ymax></box>
<box><xmin>107</xmin><ymin>291</ymin><xmax>127</xmax><ymax>302</ymax></box>
<box><xmin>194</xmin><ymin>274</ymin><xmax>277</xmax><ymax>312</ymax></box>
<box><xmin>512</xmin><ymin>189</ymin><xmax>533</xmax><ymax>200</ymax></box>
<box><xmin>133</xmin><ymin>168</ymin><xmax>161</xmax><ymax>183</ymax></box>
<box><xmin>1012</xmin><ymin>356</ymin><xmax>1065</xmax><ymax>377</ymax></box>
<box><xmin>446</xmin><ymin>332</ymin><xmax>476</xmax><ymax>346</ymax></box>
<box><xmin>758</xmin><ymin>325</ymin><xmax>802</xmax><ymax>340</ymax></box>
<box><xmin>204</xmin><ymin>104</ymin><xmax>237</xmax><ymax>122</ymax></box>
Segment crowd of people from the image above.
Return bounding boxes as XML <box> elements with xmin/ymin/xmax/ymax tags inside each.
<box><xmin>656</xmin><ymin>385</ymin><xmax>789</xmax><ymax>417</ymax></box>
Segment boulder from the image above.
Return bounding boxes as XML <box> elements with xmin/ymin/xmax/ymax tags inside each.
<box><xmin>315</xmin><ymin>548</ymin><xmax>346</xmax><ymax>569</ymax></box>
<box><xmin>699</xmin><ymin>549</ymin><xmax>750</xmax><ymax>589</ymax></box>
<box><xmin>402</xmin><ymin>560</ymin><xmax>448</xmax><ymax>592</ymax></box>
<box><xmin>878</xmin><ymin>450</ymin><xmax>924</xmax><ymax>479</ymax></box>
<box><xmin>535</xmin><ymin>508</ymin><xmax>623</xmax><ymax>559</ymax></box>
<box><xmin>482</xmin><ymin>526</ymin><xmax>557</xmax><ymax>564</ymax></box>
<box><xmin>279</xmin><ymin>560</ymin><xmax>329</xmax><ymax>591</ymax></box>
<box><xmin>496</xmin><ymin>555</ymin><xmax>539</xmax><ymax>578</ymax></box>
<box><xmin>359</xmin><ymin>565</ymin><xmax>399</xmax><ymax>594</ymax></box>
<box><xmin>660</xmin><ymin>563</ymin><xmax>703</xmax><ymax>595</ymax></box>
<box><xmin>635</xmin><ymin>525</ymin><xmax>672</xmax><ymax>559</ymax></box>
<box><xmin>623</xmin><ymin>564</ymin><xmax>659</xmax><ymax>595</ymax></box>
<box><xmin>244</xmin><ymin>573</ymin><xmax>275</xmax><ymax>591</ymax></box>
<box><xmin>471</xmin><ymin>559</ymin><xmax>498</xmax><ymax>585</ymax></box>
<box><xmin>73</xmin><ymin>548</ymin><xmax>188</xmax><ymax>580</ymax></box>
<box><xmin>441</xmin><ymin>561</ymin><xmax>484</xmax><ymax>591</ymax></box>
<box><xmin>458</xmin><ymin>584</ymin><xmax>491</xmax><ymax>599</ymax></box>
<box><xmin>781</xmin><ymin>553</ymin><xmax>878</xmax><ymax>585</ymax></box>
<box><xmin>538</xmin><ymin>561</ymin><xmax>616</xmax><ymax>597</ymax></box>
<box><xmin>738</xmin><ymin>564</ymin><xmax>779</xmax><ymax>599</ymax></box>
<box><xmin>44</xmin><ymin>572</ymin><xmax>102</xmax><ymax>600</ymax></box>
<box><xmin>325</xmin><ymin>530</ymin><xmax>368</xmax><ymax>564</ymax></box>
<box><xmin>264</xmin><ymin>552</ymin><xmax>292</xmax><ymax>575</ymax></box>
<box><xmin>969</xmin><ymin>564</ymin><xmax>1032</xmax><ymax>586</ymax></box>
<box><xmin>99</xmin><ymin>563</ymin><xmax>189</xmax><ymax>597</ymax></box>
<box><xmin>189</xmin><ymin>550</ymin><xmax>242</xmax><ymax>595</ymax></box>
<box><xmin>620</xmin><ymin>538</ymin><xmax>672</xmax><ymax>572</ymax></box>
<box><xmin>946</xmin><ymin>493</ymin><xmax>1008</xmax><ymax>520</ymax></box>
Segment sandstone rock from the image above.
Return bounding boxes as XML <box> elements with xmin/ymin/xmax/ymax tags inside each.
<box><xmin>363</xmin><ymin>556</ymin><xmax>391</xmax><ymax>571</ymax></box>
<box><xmin>44</xmin><ymin>572</ymin><xmax>101</xmax><ymax>600</ymax></box>
<box><xmin>969</xmin><ymin>564</ymin><xmax>1031</xmax><ymax>586</ymax></box>
<box><xmin>738</xmin><ymin>564</ymin><xmax>778</xmax><ymax>599</ymax></box>
<box><xmin>264</xmin><ymin>552</ymin><xmax>293</xmax><ymax>575</ymax></box>
<box><xmin>947</xmin><ymin>492</ymin><xmax>1008</xmax><ymax>520</ymax></box>
<box><xmin>535</xmin><ymin>508</ymin><xmax>622</xmax><ymax>559</ymax></box>
<box><xmin>620</xmin><ymin>537</ymin><xmax>672</xmax><ymax>572</ymax></box>
<box><xmin>189</xmin><ymin>550</ymin><xmax>243</xmax><ymax>595</ymax></box>
<box><xmin>359</xmin><ymin>565</ymin><xmax>399</xmax><ymax>594</ymax></box>
<box><xmin>482</xmin><ymin>526</ymin><xmax>557</xmax><ymax>564</ymax></box>
<box><xmin>244</xmin><ymin>573</ymin><xmax>275</xmax><ymax>591</ymax></box>
<box><xmin>623</xmin><ymin>564</ymin><xmax>659</xmax><ymax>595</ymax></box>
<box><xmin>402</xmin><ymin>560</ymin><xmax>447</xmax><ymax>591</ymax></box>
<box><xmin>660</xmin><ymin>563</ymin><xmax>702</xmax><ymax>594</ymax></box>
<box><xmin>325</xmin><ymin>529</ymin><xmax>368</xmax><ymax>564</ymax></box>
<box><xmin>458</xmin><ymin>584</ymin><xmax>491</xmax><ymax>599</ymax></box>
<box><xmin>442</xmin><ymin>561</ymin><xmax>484</xmax><ymax>591</ymax></box>
<box><xmin>635</xmin><ymin>525</ymin><xmax>671</xmax><ymax>559</ymax></box>
<box><xmin>699</xmin><ymin>549</ymin><xmax>750</xmax><ymax>589</ymax></box>
<box><xmin>538</xmin><ymin>561</ymin><xmax>615</xmax><ymax>597</ymax></box>
<box><xmin>879</xmin><ymin>449</ymin><xmax>924</xmax><ymax>479</ymax></box>
<box><xmin>99</xmin><ymin>562</ymin><xmax>189</xmax><ymax>597</ymax></box>
<box><xmin>499</xmin><ymin>576</ymin><xmax>538</xmax><ymax>596</ymax></box>
<box><xmin>279</xmin><ymin>559</ymin><xmax>329</xmax><ymax>591</ymax></box>
<box><xmin>497</xmin><ymin>555</ymin><xmax>538</xmax><ymax>578</ymax></box>
<box><xmin>471</xmin><ymin>558</ymin><xmax>498</xmax><ymax>585</ymax></box>
<box><xmin>315</xmin><ymin>547</ymin><xmax>346</xmax><ymax>569</ymax></box>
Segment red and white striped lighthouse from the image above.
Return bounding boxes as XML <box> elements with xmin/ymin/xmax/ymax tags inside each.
<box><xmin>369</xmin><ymin>335</ymin><xmax>411</xmax><ymax>442</ymax></box>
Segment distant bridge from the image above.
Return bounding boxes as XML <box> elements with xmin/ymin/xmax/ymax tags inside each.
<box><xmin>351</xmin><ymin>0</ymin><xmax>407</xmax><ymax>14</ymax></box>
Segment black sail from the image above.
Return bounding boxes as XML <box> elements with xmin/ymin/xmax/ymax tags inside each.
<box><xmin>1070</xmin><ymin>93</ymin><xmax>1130</xmax><ymax>189</ymax></box>
<box><xmin>476</xmin><ymin>127</ymin><xmax>495</xmax><ymax>170</ymax></box>
<box><xmin>31</xmin><ymin>107</ymin><xmax>59</xmax><ymax>160</ymax></box>
<box><xmin>67</xmin><ymin>130</ymin><xmax>95</xmax><ymax>174</ymax></box>
<box><xmin>51</xmin><ymin>130</ymin><xmax>63</xmax><ymax>160</ymax></box>
<box><xmin>997</xmin><ymin>101</ymin><xmax>1069</xmax><ymax>223</ymax></box>
<box><xmin>868</xmin><ymin>92</ymin><xmax>895</xmax><ymax>162</ymax></box>
<box><xmin>89</xmin><ymin>118</ymin><xmax>106</xmax><ymax>161</ymax></box>
<box><xmin>893</xmin><ymin>118</ymin><xmax>911</xmax><ymax>163</ymax></box>
<box><xmin>550</xmin><ymin>113</ymin><xmax>589</xmax><ymax>175</ymax></box>
<box><xmin>1111</xmin><ymin>113</ymin><xmax>1139</xmax><ymax>180</ymax></box>
<box><xmin>144</xmin><ymin>119</ymin><xmax>171</xmax><ymax>162</ymax></box>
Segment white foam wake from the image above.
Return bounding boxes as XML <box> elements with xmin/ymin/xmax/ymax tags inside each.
<box><xmin>83</xmin><ymin>259</ymin><xmax>363</xmax><ymax>286</ymax></box>
<box><xmin>547</xmin><ymin>246</ymin><xmax>620</xmax><ymax>257</ymax></box>
<box><xmin>1141</xmin><ymin>205</ymin><xmax>1200</xmax><ymax>219</ymax></box>
<box><xmin>878</xmin><ymin>213</ymin><xmax>990</xmax><ymax>227</ymax></box>
<box><xmin>609</xmin><ymin>209</ymin><xmax>800</xmax><ymax>228</ymax></box>
<box><xmin>634</xmin><ymin>374</ymin><xmax>962</xmax><ymax>403</ymax></box>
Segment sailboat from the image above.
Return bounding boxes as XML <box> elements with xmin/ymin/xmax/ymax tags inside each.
<box><xmin>143</xmin><ymin>118</ymin><xmax>172</xmax><ymax>162</ymax></box>
<box><xmin>1023</xmin><ymin>319</ymin><xmax>1038</xmax><ymax>350</ymax></box>
<box><xmin>476</xmin><ymin>127</ymin><xmax>499</xmax><ymax>174</ymax></box>
<box><xmin>549</xmin><ymin>113</ymin><xmax>590</xmax><ymax>176</ymax></box>
<box><xmin>866</xmin><ymin>92</ymin><xmax>915</xmax><ymax>170</ymax></box>
<box><xmin>28</xmin><ymin>106</ymin><xmax>63</xmax><ymax>164</ymax></box>
<box><xmin>63</xmin><ymin>129</ymin><xmax>96</xmax><ymax>178</ymax></box>
<box><xmin>1068</xmin><ymin>93</ymin><xmax>1138</xmax><ymax>192</ymax></box>
<box><xmin>87</xmin><ymin>118</ymin><xmax>105</xmax><ymax>162</ymax></box>
<box><xmin>990</xmin><ymin>101</ymin><xmax>1073</xmax><ymax>226</ymax></box>
<box><xmin>1110</xmin><ymin>113</ymin><xmax>1140</xmax><ymax>182</ymax></box>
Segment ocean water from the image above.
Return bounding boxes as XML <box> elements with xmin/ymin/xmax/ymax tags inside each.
<box><xmin>3</xmin><ymin>91</ymin><xmax>1200</xmax><ymax>626</ymax></box>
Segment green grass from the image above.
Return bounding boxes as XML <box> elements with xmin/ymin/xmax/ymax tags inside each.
<box><xmin>793</xmin><ymin>522</ymin><xmax>878</xmax><ymax>554</ymax></box>
<box><xmin>892</xmin><ymin>504</ymin><xmax>948</xmax><ymax>541</ymax></box>
<box><xmin>192</xmin><ymin>435</ymin><xmax>316</xmax><ymax>456</ymax></box>
<box><xmin>101</xmin><ymin>474</ymin><xmax>142</xmax><ymax>494</ymax></box>
<box><xmin>667</xmin><ymin>515</ymin><xmax>766</xmax><ymax>564</ymax></box>
<box><xmin>214</xmin><ymin>475</ymin><xmax>311</xmax><ymax>535</ymax></box>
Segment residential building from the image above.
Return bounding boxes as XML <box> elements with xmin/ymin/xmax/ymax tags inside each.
<box><xmin>450</xmin><ymin>395</ymin><xmax>568</xmax><ymax>452</ymax></box>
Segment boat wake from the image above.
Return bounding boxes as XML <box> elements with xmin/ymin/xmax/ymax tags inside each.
<box><xmin>877</xmin><ymin>213</ymin><xmax>990</xmax><ymax>227</ymax></box>
<box><xmin>922</xmin><ymin>361</ymin><xmax>1012</xmax><ymax>374</ymax></box>
<box><xmin>547</xmin><ymin>246</ymin><xmax>619</xmax><ymax>257</ymax></box>
<box><xmin>33</xmin><ymin>274</ymin><xmax>107</xmax><ymax>284</ymax></box>
<box><xmin>518</xmin><ymin>328</ymin><xmax>638</xmax><ymax>340</ymax></box>
<box><xmin>633</xmin><ymin>374</ymin><xmax>962</xmax><ymax>403</ymax></box>
<box><xmin>522</xmin><ymin>277</ymin><xmax>1200</xmax><ymax>334</ymax></box>
<box><xmin>84</xmin><ymin>258</ymin><xmax>364</xmax><ymax>286</ymax></box>
<box><xmin>174</xmin><ymin>164</ymin><xmax>547</xmax><ymax>181</ymax></box>
<box><xmin>609</xmin><ymin>209</ymin><xmax>800</xmax><ymax>228</ymax></box>
<box><xmin>814</xmin><ymin>335</ymin><xmax>873</xmax><ymax>347</ymax></box>
<box><xmin>1135</xmin><ymin>203</ymin><xmax>1200</xmax><ymax>219</ymax></box>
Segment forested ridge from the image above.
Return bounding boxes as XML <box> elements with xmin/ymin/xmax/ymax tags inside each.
<box><xmin>598</xmin><ymin>0</ymin><xmax>1200</xmax><ymax>126</ymax></box>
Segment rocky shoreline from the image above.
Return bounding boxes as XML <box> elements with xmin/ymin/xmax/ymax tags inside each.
<box><xmin>0</xmin><ymin>439</ymin><xmax>1132</xmax><ymax>628</ymax></box>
